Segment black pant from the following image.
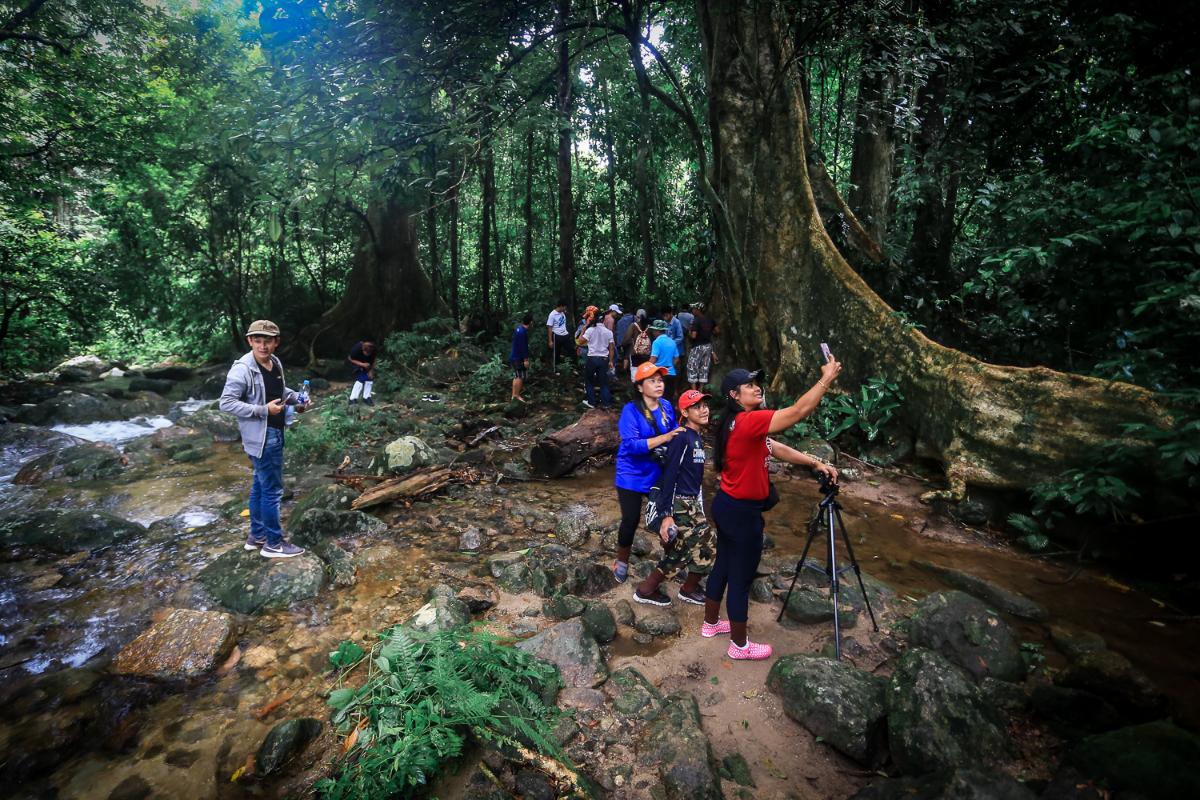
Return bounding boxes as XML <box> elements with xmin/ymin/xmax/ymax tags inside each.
<box><xmin>705</xmin><ymin>490</ymin><xmax>765</xmax><ymax>623</ymax></box>
<box><xmin>616</xmin><ymin>487</ymin><xmax>646</xmax><ymax>550</ymax></box>
<box><xmin>552</xmin><ymin>333</ymin><xmax>574</xmax><ymax>368</ymax></box>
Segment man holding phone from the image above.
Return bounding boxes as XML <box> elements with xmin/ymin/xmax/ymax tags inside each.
<box><xmin>219</xmin><ymin>320</ymin><xmax>307</xmax><ymax>558</ymax></box>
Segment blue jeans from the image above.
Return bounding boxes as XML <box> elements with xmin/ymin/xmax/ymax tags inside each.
<box><xmin>248</xmin><ymin>428</ymin><xmax>285</xmax><ymax>546</ymax></box>
<box><xmin>585</xmin><ymin>356</ymin><xmax>612</xmax><ymax>407</ymax></box>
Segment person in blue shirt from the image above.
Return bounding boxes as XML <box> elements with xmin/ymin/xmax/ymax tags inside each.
<box><xmin>649</xmin><ymin>319</ymin><xmax>680</xmax><ymax>400</ymax></box>
<box><xmin>509</xmin><ymin>313</ymin><xmax>532</xmax><ymax>403</ymax></box>
<box><xmin>664</xmin><ymin>308</ymin><xmax>685</xmax><ymax>352</ymax></box>
<box><xmin>633</xmin><ymin>389</ymin><xmax>715</xmax><ymax>608</ymax></box>
<box><xmin>613</xmin><ymin>361</ymin><xmax>685</xmax><ymax>583</ymax></box>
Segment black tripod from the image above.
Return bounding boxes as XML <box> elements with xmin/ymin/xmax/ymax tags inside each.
<box><xmin>777</xmin><ymin>474</ymin><xmax>879</xmax><ymax>660</ymax></box>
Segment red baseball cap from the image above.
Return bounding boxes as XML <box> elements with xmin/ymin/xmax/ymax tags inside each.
<box><xmin>678</xmin><ymin>389</ymin><xmax>710</xmax><ymax>410</ymax></box>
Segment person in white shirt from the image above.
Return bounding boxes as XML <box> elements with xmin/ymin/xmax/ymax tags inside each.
<box><xmin>546</xmin><ymin>299</ymin><xmax>571</xmax><ymax>372</ymax></box>
<box><xmin>578</xmin><ymin>314</ymin><xmax>615</xmax><ymax>408</ymax></box>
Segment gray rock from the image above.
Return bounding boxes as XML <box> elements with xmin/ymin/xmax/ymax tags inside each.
<box><xmin>142</xmin><ymin>365</ymin><xmax>194</xmax><ymax>381</ymax></box>
<box><xmin>1055</xmin><ymin>649</ymin><xmax>1166</xmax><ymax>720</ymax></box>
<box><xmin>613</xmin><ymin>600</ymin><xmax>635</xmax><ymax>626</ymax></box>
<box><xmin>290</xmin><ymin>484</ymin><xmax>361</xmax><ymax>519</ymax></box>
<box><xmin>14</xmin><ymin>390</ymin><xmax>124</xmax><ymax>425</ymax></box>
<box><xmin>581</xmin><ymin>601</ymin><xmax>617</xmax><ymax>644</ymax></box>
<box><xmin>458</xmin><ymin>527</ymin><xmax>485</xmax><ymax>551</ymax></box>
<box><xmin>721</xmin><ymin>753</ymin><xmax>755</xmax><ymax>787</ymax></box>
<box><xmin>498</xmin><ymin>561</ymin><xmax>533</xmax><ymax>593</ymax></box>
<box><xmin>516</xmin><ymin>618</ymin><xmax>607</xmax><ymax>688</ymax></box>
<box><xmin>781</xmin><ymin>587</ymin><xmax>857</xmax><ymax>629</ymax></box>
<box><xmin>289</xmin><ymin>508</ymin><xmax>386</xmax><ymax>547</ymax></box>
<box><xmin>750</xmin><ymin>578</ymin><xmax>775</xmax><ymax>603</ymax></box>
<box><xmin>0</xmin><ymin>509</ymin><xmax>143</xmax><ymax>554</ymax></box>
<box><xmin>1048</xmin><ymin>625</ymin><xmax>1107</xmax><ymax>660</ymax></box>
<box><xmin>1068</xmin><ymin>721</ymin><xmax>1200</xmax><ymax>800</ymax></box>
<box><xmin>849</xmin><ymin>768</ymin><xmax>1036</xmax><ymax>800</ymax></box>
<box><xmin>54</xmin><ymin>355</ymin><xmax>110</xmax><ymax>381</ymax></box>
<box><xmin>766</xmin><ymin>654</ymin><xmax>886</xmax><ymax>764</ymax></box>
<box><xmin>542</xmin><ymin>594</ymin><xmax>586</xmax><ymax>620</ymax></box>
<box><xmin>256</xmin><ymin>718</ymin><xmax>322</xmax><ymax>776</ymax></box>
<box><xmin>514</xmin><ymin>768</ymin><xmax>555</xmax><ymax>800</ymax></box>
<box><xmin>180</xmin><ymin>408</ymin><xmax>240</xmax><ymax>442</ymax></box>
<box><xmin>647</xmin><ymin>692</ymin><xmax>723</xmax><ymax>800</ymax></box>
<box><xmin>885</xmin><ymin>648</ymin><xmax>1010</xmax><ymax>775</ymax></box>
<box><xmin>407</xmin><ymin>585</ymin><xmax>471</xmax><ymax>633</ymax></box>
<box><xmin>979</xmin><ymin>676</ymin><xmax>1030</xmax><ymax>713</ymax></box>
<box><xmin>315</xmin><ymin>542</ymin><xmax>357</xmax><ymax>588</ymax></box>
<box><xmin>609</xmin><ymin>667</ymin><xmax>662</xmax><ymax>718</ymax></box>
<box><xmin>197</xmin><ymin>548</ymin><xmax>326</xmax><ymax>614</ymax></box>
<box><xmin>128</xmin><ymin>377</ymin><xmax>174</xmax><ymax>395</ymax></box>
<box><xmin>955</xmin><ymin>500</ymin><xmax>989</xmax><ymax>527</ymax></box>
<box><xmin>383</xmin><ymin>435</ymin><xmax>438</xmax><ymax>473</ymax></box>
<box><xmin>555</xmin><ymin>504</ymin><xmax>595</xmax><ymax>548</ymax></box>
<box><xmin>111</xmin><ymin>609</ymin><xmax>235</xmax><ymax>679</ymax></box>
<box><xmin>912</xmin><ymin>560</ymin><xmax>1047</xmax><ymax>621</ymax></box>
<box><xmin>796</xmin><ymin>563</ymin><xmax>895</xmax><ymax>612</ymax></box>
<box><xmin>907</xmin><ymin>590</ymin><xmax>1024</xmax><ymax>682</ymax></box>
<box><xmin>635</xmin><ymin>610</ymin><xmax>681</xmax><ymax>637</ymax></box>
<box><xmin>13</xmin><ymin>442</ymin><xmax>125</xmax><ymax>484</ymax></box>
<box><xmin>487</xmin><ymin>551</ymin><xmax>527</xmax><ymax>578</ymax></box>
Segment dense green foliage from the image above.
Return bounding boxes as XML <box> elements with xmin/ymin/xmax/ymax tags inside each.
<box><xmin>316</xmin><ymin>625</ymin><xmax>569</xmax><ymax>799</ymax></box>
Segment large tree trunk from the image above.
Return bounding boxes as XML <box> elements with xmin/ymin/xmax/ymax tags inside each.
<box><xmin>480</xmin><ymin>144</ymin><xmax>495</xmax><ymax>318</ymax></box>
<box><xmin>555</xmin><ymin>0</ymin><xmax>577</xmax><ymax>314</ymax></box>
<box><xmin>696</xmin><ymin>1</ymin><xmax>1166</xmax><ymax>502</ymax></box>
<box><xmin>623</xmin><ymin>2</ymin><xmax>657</xmax><ymax>298</ymax></box>
<box><xmin>296</xmin><ymin>195</ymin><xmax>444</xmax><ymax>359</ymax></box>
<box><xmin>848</xmin><ymin>30</ymin><xmax>898</xmax><ymax>246</ymax></box>
<box><xmin>530</xmin><ymin>409</ymin><xmax>620</xmax><ymax>477</ymax></box>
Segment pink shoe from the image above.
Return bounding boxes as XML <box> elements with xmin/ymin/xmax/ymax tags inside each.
<box><xmin>727</xmin><ymin>639</ymin><xmax>773</xmax><ymax>660</ymax></box>
<box><xmin>701</xmin><ymin>619</ymin><xmax>731</xmax><ymax>638</ymax></box>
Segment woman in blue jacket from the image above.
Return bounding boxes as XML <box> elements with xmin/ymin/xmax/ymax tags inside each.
<box><xmin>613</xmin><ymin>361</ymin><xmax>685</xmax><ymax>582</ymax></box>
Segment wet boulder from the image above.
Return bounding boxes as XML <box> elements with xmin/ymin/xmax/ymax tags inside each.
<box><xmin>1055</xmin><ymin>649</ymin><xmax>1166</xmax><ymax>721</ymax></box>
<box><xmin>766</xmin><ymin>654</ymin><xmax>887</xmax><ymax>765</ymax></box>
<box><xmin>142</xmin><ymin>365</ymin><xmax>194</xmax><ymax>381</ymax></box>
<box><xmin>406</xmin><ymin>584</ymin><xmax>471</xmax><ymax>633</ymax></box>
<box><xmin>907</xmin><ymin>590</ymin><xmax>1024</xmax><ymax>682</ymax></box>
<box><xmin>128</xmin><ymin>377</ymin><xmax>174</xmax><ymax>395</ymax></box>
<box><xmin>885</xmin><ymin>648</ymin><xmax>1010</xmax><ymax>775</ymax></box>
<box><xmin>290</xmin><ymin>483</ymin><xmax>359</xmax><ymax>519</ymax></box>
<box><xmin>14</xmin><ymin>390</ymin><xmax>125</xmax><ymax>425</ymax></box>
<box><xmin>517</xmin><ymin>618</ymin><xmax>607</xmax><ymax>688</ymax></box>
<box><xmin>912</xmin><ymin>560</ymin><xmax>1047</xmax><ymax>621</ymax></box>
<box><xmin>383</xmin><ymin>435</ymin><xmax>439</xmax><ymax>473</ymax></box>
<box><xmin>580</xmin><ymin>601</ymin><xmax>617</xmax><ymax>644</ymax></box>
<box><xmin>795</xmin><ymin>562</ymin><xmax>895</xmax><ymax>612</ymax></box>
<box><xmin>0</xmin><ymin>509</ymin><xmax>143</xmax><ymax>554</ymax></box>
<box><xmin>196</xmin><ymin>548</ymin><xmax>326</xmax><ymax>615</ymax></box>
<box><xmin>54</xmin><ymin>355</ymin><xmax>111</xmax><ymax>382</ymax></box>
<box><xmin>542</xmin><ymin>593</ymin><xmax>586</xmax><ymax>620</ymax></box>
<box><xmin>780</xmin><ymin>586</ymin><xmax>858</xmax><ymax>629</ymax></box>
<box><xmin>850</xmin><ymin>768</ymin><xmax>1037</xmax><ymax>800</ymax></box>
<box><xmin>256</xmin><ymin>718</ymin><xmax>323</xmax><ymax>776</ymax></box>
<box><xmin>0</xmin><ymin>422</ymin><xmax>83</xmax><ymax>457</ymax></box>
<box><xmin>647</xmin><ymin>692</ymin><xmax>724</xmax><ymax>800</ymax></box>
<box><xmin>13</xmin><ymin>442</ymin><xmax>126</xmax><ymax>484</ymax></box>
<box><xmin>179</xmin><ymin>408</ymin><xmax>240</xmax><ymax>442</ymax></box>
<box><xmin>289</xmin><ymin>508</ymin><xmax>386</xmax><ymax>547</ymax></box>
<box><xmin>634</xmin><ymin>610</ymin><xmax>681</xmax><ymax>637</ymax></box>
<box><xmin>147</xmin><ymin>427</ymin><xmax>214</xmax><ymax>463</ymax></box>
<box><xmin>1068</xmin><ymin>720</ymin><xmax>1200</xmax><ymax>800</ymax></box>
<box><xmin>111</xmin><ymin>609</ymin><xmax>235</xmax><ymax>679</ymax></box>
<box><xmin>1048</xmin><ymin>624</ymin><xmax>1106</xmax><ymax>660</ymax></box>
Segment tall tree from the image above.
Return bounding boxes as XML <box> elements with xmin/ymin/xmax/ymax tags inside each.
<box><xmin>555</xmin><ymin>0</ymin><xmax>577</xmax><ymax>313</ymax></box>
<box><xmin>848</xmin><ymin>13</ymin><xmax>900</xmax><ymax>246</ymax></box>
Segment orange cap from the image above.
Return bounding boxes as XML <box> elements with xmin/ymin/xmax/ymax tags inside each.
<box><xmin>633</xmin><ymin>362</ymin><xmax>669</xmax><ymax>383</ymax></box>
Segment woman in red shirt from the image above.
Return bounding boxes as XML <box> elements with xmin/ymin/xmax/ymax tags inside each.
<box><xmin>704</xmin><ymin>361</ymin><xmax>841</xmax><ymax>660</ymax></box>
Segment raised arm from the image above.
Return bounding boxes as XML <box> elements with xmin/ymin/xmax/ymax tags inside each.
<box><xmin>767</xmin><ymin>358</ymin><xmax>842</xmax><ymax>433</ymax></box>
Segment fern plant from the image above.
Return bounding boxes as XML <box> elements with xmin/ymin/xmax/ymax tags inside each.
<box><xmin>827</xmin><ymin>376</ymin><xmax>904</xmax><ymax>442</ymax></box>
<box><xmin>315</xmin><ymin>625</ymin><xmax>574</xmax><ymax>799</ymax></box>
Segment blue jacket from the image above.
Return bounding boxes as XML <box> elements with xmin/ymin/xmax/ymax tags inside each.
<box><xmin>616</xmin><ymin>400</ymin><xmax>677</xmax><ymax>492</ymax></box>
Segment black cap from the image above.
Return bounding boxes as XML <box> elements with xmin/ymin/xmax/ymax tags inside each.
<box><xmin>720</xmin><ymin>368</ymin><xmax>763</xmax><ymax>398</ymax></box>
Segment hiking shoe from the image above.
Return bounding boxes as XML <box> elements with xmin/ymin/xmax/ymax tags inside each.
<box><xmin>612</xmin><ymin>560</ymin><xmax>629</xmax><ymax>584</ymax></box>
<box><xmin>581</xmin><ymin>400</ymin><xmax>594</xmax><ymax>409</ymax></box>
<box><xmin>701</xmin><ymin>619</ymin><xmax>731</xmax><ymax>638</ymax></box>
<box><xmin>728</xmin><ymin>639</ymin><xmax>773</xmax><ymax>660</ymax></box>
<box><xmin>678</xmin><ymin>588</ymin><xmax>706</xmax><ymax>606</ymax></box>
<box><xmin>633</xmin><ymin>588</ymin><xmax>672</xmax><ymax>607</ymax></box>
<box><xmin>244</xmin><ymin>535</ymin><xmax>266</xmax><ymax>551</ymax></box>
<box><xmin>348</xmin><ymin>399</ymin><xmax>358</xmax><ymax>406</ymax></box>
<box><xmin>261</xmin><ymin>541</ymin><xmax>305</xmax><ymax>559</ymax></box>
<box><xmin>364</xmin><ymin>397</ymin><xmax>375</xmax><ymax>406</ymax></box>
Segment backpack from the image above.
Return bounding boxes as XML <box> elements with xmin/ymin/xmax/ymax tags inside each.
<box><xmin>632</xmin><ymin>324</ymin><xmax>651</xmax><ymax>356</ymax></box>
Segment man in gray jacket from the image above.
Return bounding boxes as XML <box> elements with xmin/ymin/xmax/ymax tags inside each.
<box><xmin>219</xmin><ymin>320</ymin><xmax>307</xmax><ymax>558</ymax></box>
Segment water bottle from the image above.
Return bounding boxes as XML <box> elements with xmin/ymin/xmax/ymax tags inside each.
<box><xmin>286</xmin><ymin>380</ymin><xmax>311</xmax><ymax>427</ymax></box>
<box><xmin>298</xmin><ymin>379</ymin><xmax>311</xmax><ymax>407</ymax></box>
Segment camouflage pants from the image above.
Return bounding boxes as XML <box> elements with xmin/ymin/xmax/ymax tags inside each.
<box><xmin>657</xmin><ymin>494</ymin><xmax>716</xmax><ymax>580</ymax></box>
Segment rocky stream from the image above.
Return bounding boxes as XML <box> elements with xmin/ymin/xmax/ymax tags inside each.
<box><xmin>0</xmin><ymin>354</ymin><xmax>1197</xmax><ymax>800</ymax></box>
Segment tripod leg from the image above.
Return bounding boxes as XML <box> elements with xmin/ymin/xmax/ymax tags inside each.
<box><xmin>777</xmin><ymin>513</ymin><xmax>822</xmax><ymax>622</ymax></box>
<box><xmin>827</xmin><ymin>503</ymin><xmax>842</xmax><ymax>660</ymax></box>
<box><xmin>833</xmin><ymin>505</ymin><xmax>880</xmax><ymax>632</ymax></box>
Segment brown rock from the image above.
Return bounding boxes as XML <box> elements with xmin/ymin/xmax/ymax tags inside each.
<box><xmin>112</xmin><ymin>609</ymin><xmax>235</xmax><ymax>679</ymax></box>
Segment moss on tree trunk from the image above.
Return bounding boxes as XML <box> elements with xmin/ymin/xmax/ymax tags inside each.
<box><xmin>697</xmin><ymin>1</ymin><xmax>1166</xmax><ymax>501</ymax></box>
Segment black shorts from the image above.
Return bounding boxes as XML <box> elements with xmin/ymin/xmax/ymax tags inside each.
<box><xmin>511</xmin><ymin>361</ymin><xmax>527</xmax><ymax>380</ymax></box>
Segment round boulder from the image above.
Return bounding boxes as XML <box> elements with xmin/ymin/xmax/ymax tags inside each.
<box><xmin>111</xmin><ymin>609</ymin><xmax>235</xmax><ymax>679</ymax></box>
<box><xmin>196</xmin><ymin>548</ymin><xmax>326</xmax><ymax>614</ymax></box>
<box><xmin>383</xmin><ymin>436</ymin><xmax>438</xmax><ymax>473</ymax></box>
<box><xmin>0</xmin><ymin>509</ymin><xmax>143</xmax><ymax>554</ymax></box>
<box><xmin>907</xmin><ymin>590</ymin><xmax>1024</xmax><ymax>682</ymax></box>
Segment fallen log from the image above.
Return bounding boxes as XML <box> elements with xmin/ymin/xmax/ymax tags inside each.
<box><xmin>529</xmin><ymin>408</ymin><xmax>620</xmax><ymax>478</ymax></box>
<box><xmin>351</xmin><ymin>466</ymin><xmax>453</xmax><ymax>510</ymax></box>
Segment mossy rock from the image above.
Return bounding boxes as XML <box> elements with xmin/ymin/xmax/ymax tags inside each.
<box><xmin>1069</xmin><ymin>720</ymin><xmax>1200</xmax><ymax>800</ymax></box>
<box><xmin>197</xmin><ymin>548</ymin><xmax>326</xmax><ymax>614</ymax></box>
<box><xmin>907</xmin><ymin>590</ymin><xmax>1023</xmax><ymax>682</ymax></box>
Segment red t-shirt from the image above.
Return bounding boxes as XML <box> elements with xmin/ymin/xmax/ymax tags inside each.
<box><xmin>719</xmin><ymin>409</ymin><xmax>774</xmax><ymax>500</ymax></box>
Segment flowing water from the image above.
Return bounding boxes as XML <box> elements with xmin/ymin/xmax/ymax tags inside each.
<box><xmin>1</xmin><ymin>411</ymin><xmax>1197</xmax><ymax>797</ymax></box>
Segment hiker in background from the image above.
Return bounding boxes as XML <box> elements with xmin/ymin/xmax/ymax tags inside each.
<box><xmin>687</xmin><ymin>303</ymin><xmax>718</xmax><ymax>390</ymax></box>
<box><xmin>546</xmin><ymin>299</ymin><xmax>571</xmax><ymax>372</ymax></box>
<box><xmin>347</xmin><ymin>336</ymin><xmax>377</xmax><ymax>406</ymax></box>
<box><xmin>649</xmin><ymin>319</ymin><xmax>680</xmax><ymax>400</ymax></box>
<box><xmin>509</xmin><ymin>313</ymin><xmax>532</xmax><ymax>403</ymax></box>
<box><xmin>615</xmin><ymin>306</ymin><xmax>636</xmax><ymax>377</ymax></box>
<box><xmin>663</xmin><ymin>307</ymin><xmax>685</xmax><ymax>353</ymax></box>
<box><xmin>604</xmin><ymin>304</ymin><xmax>621</xmax><ymax>332</ymax></box>
<box><xmin>577</xmin><ymin>310</ymin><xmax>615</xmax><ymax>409</ymax></box>
<box><xmin>624</xmin><ymin>309</ymin><xmax>652</xmax><ymax>381</ymax></box>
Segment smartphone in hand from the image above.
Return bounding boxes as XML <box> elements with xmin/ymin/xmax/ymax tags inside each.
<box><xmin>820</xmin><ymin>342</ymin><xmax>833</xmax><ymax>363</ymax></box>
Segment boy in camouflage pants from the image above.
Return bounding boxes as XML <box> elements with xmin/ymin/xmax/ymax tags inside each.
<box><xmin>634</xmin><ymin>390</ymin><xmax>716</xmax><ymax>606</ymax></box>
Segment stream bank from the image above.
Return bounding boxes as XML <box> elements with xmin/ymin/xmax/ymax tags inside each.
<box><xmin>0</xmin><ymin>360</ymin><xmax>1197</xmax><ymax>799</ymax></box>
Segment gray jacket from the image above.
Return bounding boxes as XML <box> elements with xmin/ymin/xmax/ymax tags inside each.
<box><xmin>219</xmin><ymin>351</ymin><xmax>298</xmax><ymax>458</ymax></box>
